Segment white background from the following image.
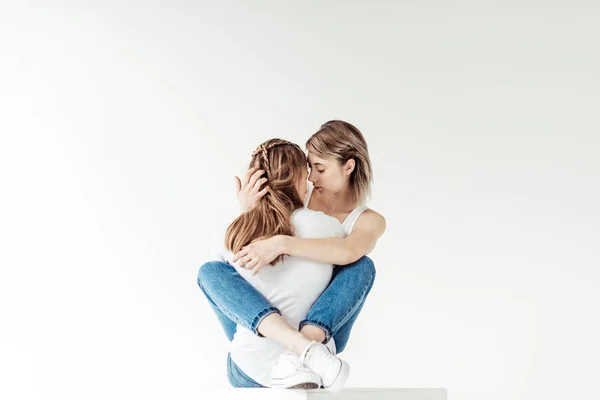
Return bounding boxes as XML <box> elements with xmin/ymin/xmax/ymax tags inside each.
<box><xmin>1</xmin><ymin>2</ymin><xmax>599</xmax><ymax>399</ymax></box>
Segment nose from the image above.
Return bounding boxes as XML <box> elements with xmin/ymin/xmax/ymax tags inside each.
<box><xmin>308</xmin><ymin>169</ymin><xmax>317</xmax><ymax>183</ymax></box>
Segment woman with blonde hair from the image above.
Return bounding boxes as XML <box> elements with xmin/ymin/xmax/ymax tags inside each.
<box><xmin>198</xmin><ymin>121</ymin><xmax>386</xmax><ymax>391</ymax></box>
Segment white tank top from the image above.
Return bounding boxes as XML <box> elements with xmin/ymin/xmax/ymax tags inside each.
<box><xmin>304</xmin><ymin>183</ymin><xmax>368</xmax><ymax>236</ymax></box>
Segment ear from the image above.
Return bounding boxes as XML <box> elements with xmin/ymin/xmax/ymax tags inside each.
<box><xmin>344</xmin><ymin>159</ymin><xmax>356</xmax><ymax>175</ymax></box>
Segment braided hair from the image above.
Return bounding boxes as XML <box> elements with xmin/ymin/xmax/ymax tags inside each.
<box><xmin>225</xmin><ymin>139</ymin><xmax>307</xmax><ymax>265</ymax></box>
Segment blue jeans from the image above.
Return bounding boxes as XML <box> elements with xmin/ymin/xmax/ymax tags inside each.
<box><xmin>227</xmin><ymin>353</ymin><xmax>265</xmax><ymax>388</ymax></box>
<box><xmin>197</xmin><ymin>256</ymin><xmax>376</xmax><ymax>388</ymax></box>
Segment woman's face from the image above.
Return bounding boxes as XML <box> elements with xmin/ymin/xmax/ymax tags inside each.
<box><xmin>307</xmin><ymin>151</ymin><xmax>348</xmax><ymax>194</ymax></box>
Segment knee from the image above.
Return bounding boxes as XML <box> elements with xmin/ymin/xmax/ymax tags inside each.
<box><xmin>197</xmin><ymin>261</ymin><xmax>222</xmax><ymax>286</ymax></box>
<box><xmin>356</xmin><ymin>256</ymin><xmax>376</xmax><ymax>278</ymax></box>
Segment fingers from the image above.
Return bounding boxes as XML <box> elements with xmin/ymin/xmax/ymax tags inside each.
<box><xmin>257</xmin><ymin>186</ymin><xmax>269</xmax><ymax>198</ymax></box>
<box><xmin>244</xmin><ymin>167</ymin><xmax>260</xmax><ymax>185</ymax></box>
<box><xmin>248</xmin><ymin>169</ymin><xmax>265</xmax><ymax>188</ymax></box>
<box><xmin>253</xmin><ymin>177</ymin><xmax>268</xmax><ymax>192</ymax></box>
<box><xmin>251</xmin><ymin>262</ymin><xmax>265</xmax><ymax>276</ymax></box>
<box><xmin>234</xmin><ymin>176</ymin><xmax>242</xmax><ymax>193</ymax></box>
<box><xmin>233</xmin><ymin>247</ymin><xmax>249</xmax><ymax>263</ymax></box>
<box><xmin>233</xmin><ymin>245</ymin><xmax>267</xmax><ymax>275</ymax></box>
<box><xmin>239</xmin><ymin>255</ymin><xmax>252</xmax><ymax>269</ymax></box>
<box><xmin>245</xmin><ymin>257</ymin><xmax>260</xmax><ymax>271</ymax></box>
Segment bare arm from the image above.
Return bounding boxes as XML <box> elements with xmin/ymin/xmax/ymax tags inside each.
<box><xmin>234</xmin><ymin>210</ymin><xmax>386</xmax><ymax>274</ymax></box>
<box><xmin>281</xmin><ymin>210</ymin><xmax>386</xmax><ymax>265</ymax></box>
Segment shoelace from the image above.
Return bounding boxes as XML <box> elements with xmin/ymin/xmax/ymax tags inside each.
<box><xmin>305</xmin><ymin>345</ymin><xmax>339</xmax><ymax>377</ymax></box>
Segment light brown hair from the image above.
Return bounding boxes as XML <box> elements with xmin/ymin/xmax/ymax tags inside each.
<box><xmin>306</xmin><ymin>120</ymin><xmax>373</xmax><ymax>205</ymax></box>
<box><xmin>225</xmin><ymin>139</ymin><xmax>306</xmax><ymax>265</ymax></box>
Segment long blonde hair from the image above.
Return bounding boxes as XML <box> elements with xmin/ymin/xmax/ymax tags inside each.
<box><xmin>225</xmin><ymin>139</ymin><xmax>306</xmax><ymax>265</ymax></box>
<box><xmin>306</xmin><ymin>120</ymin><xmax>373</xmax><ymax>206</ymax></box>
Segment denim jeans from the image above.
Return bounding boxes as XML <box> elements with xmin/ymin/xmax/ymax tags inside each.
<box><xmin>227</xmin><ymin>353</ymin><xmax>265</xmax><ymax>388</ymax></box>
<box><xmin>197</xmin><ymin>256</ymin><xmax>376</xmax><ymax>388</ymax></box>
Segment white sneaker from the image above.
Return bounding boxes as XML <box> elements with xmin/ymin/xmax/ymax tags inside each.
<box><xmin>324</xmin><ymin>337</ymin><xmax>336</xmax><ymax>355</ymax></box>
<box><xmin>300</xmin><ymin>341</ymin><xmax>349</xmax><ymax>393</ymax></box>
<box><xmin>270</xmin><ymin>351</ymin><xmax>322</xmax><ymax>389</ymax></box>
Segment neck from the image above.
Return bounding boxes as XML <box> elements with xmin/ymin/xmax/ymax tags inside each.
<box><xmin>318</xmin><ymin>186</ymin><xmax>356</xmax><ymax>214</ymax></box>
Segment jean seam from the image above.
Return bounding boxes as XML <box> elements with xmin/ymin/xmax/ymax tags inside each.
<box><xmin>299</xmin><ymin>271</ymin><xmax>376</xmax><ymax>341</ymax></box>
<box><xmin>229</xmin><ymin>367</ymin><xmax>244</xmax><ymax>388</ymax></box>
<box><xmin>227</xmin><ymin>355</ymin><xmax>241</xmax><ymax>388</ymax></box>
<box><xmin>197</xmin><ymin>280</ymin><xmax>256</xmax><ymax>332</ymax></box>
<box><xmin>198</xmin><ymin>272</ymin><xmax>280</xmax><ymax>337</ymax></box>
<box><xmin>237</xmin><ymin>373</ymin><xmax>262</xmax><ymax>388</ymax></box>
<box><xmin>227</xmin><ymin>355</ymin><xmax>245</xmax><ymax>387</ymax></box>
<box><xmin>251</xmin><ymin>307</ymin><xmax>280</xmax><ymax>337</ymax></box>
<box><xmin>229</xmin><ymin>355</ymin><xmax>263</xmax><ymax>388</ymax></box>
<box><xmin>330</xmin><ymin>271</ymin><xmax>376</xmax><ymax>334</ymax></box>
<box><xmin>298</xmin><ymin>320</ymin><xmax>333</xmax><ymax>341</ymax></box>
<box><xmin>232</xmin><ymin>368</ymin><xmax>254</xmax><ymax>387</ymax></box>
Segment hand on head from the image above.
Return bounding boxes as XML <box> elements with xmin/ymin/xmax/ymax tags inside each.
<box><xmin>235</xmin><ymin>166</ymin><xmax>269</xmax><ymax>213</ymax></box>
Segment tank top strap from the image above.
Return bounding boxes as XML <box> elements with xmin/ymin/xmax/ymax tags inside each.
<box><xmin>342</xmin><ymin>205</ymin><xmax>369</xmax><ymax>235</ymax></box>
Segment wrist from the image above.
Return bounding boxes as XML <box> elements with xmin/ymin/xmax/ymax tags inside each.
<box><xmin>278</xmin><ymin>235</ymin><xmax>291</xmax><ymax>254</ymax></box>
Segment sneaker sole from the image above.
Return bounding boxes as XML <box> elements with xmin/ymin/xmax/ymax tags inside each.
<box><xmin>323</xmin><ymin>360</ymin><xmax>350</xmax><ymax>393</ymax></box>
<box><xmin>288</xmin><ymin>382</ymin><xmax>320</xmax><ymax>389</ymax></box>
<box><xmin>270</xmin><ymin>372</ymin><xmax>321</xmax><ymax>389</ymax></box>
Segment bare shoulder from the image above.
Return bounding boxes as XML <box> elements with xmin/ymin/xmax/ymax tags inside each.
<box><xmin>354</xmin><ymin>208</ymin><xmax>387</xmax><ymax>237</ymax></box>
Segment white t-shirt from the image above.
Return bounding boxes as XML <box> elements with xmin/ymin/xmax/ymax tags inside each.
<box><xmin>216</xmin><ymin>208</ymin><xmax>345</xmax><ymax>386</ymax></box>
<box><xmin>216</xmin><ymin>182</ymin><xmax>368</xmax><ymax>386</ymax></box>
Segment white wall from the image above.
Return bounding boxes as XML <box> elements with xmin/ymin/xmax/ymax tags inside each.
<box><xmin>1</xmin><ymin>2</ymin><xmax>598</xmax><ymax>399</ymax></box>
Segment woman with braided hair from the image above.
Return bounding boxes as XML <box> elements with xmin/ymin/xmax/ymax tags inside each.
<box><xmin>198</xmin><ymin>121</ymin><xmax>386</xmax><ymax>391</ymax></box>
<box><xmin>207</xmin><ymin>138</ymin><xmax>347</xmax><ymax>390</ymax></box>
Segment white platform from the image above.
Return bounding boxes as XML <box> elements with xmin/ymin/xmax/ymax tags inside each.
<box><xmin>203</xmin><ymin>388</ymin><xmax>447</xmax><ymax>399</ymax></box>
